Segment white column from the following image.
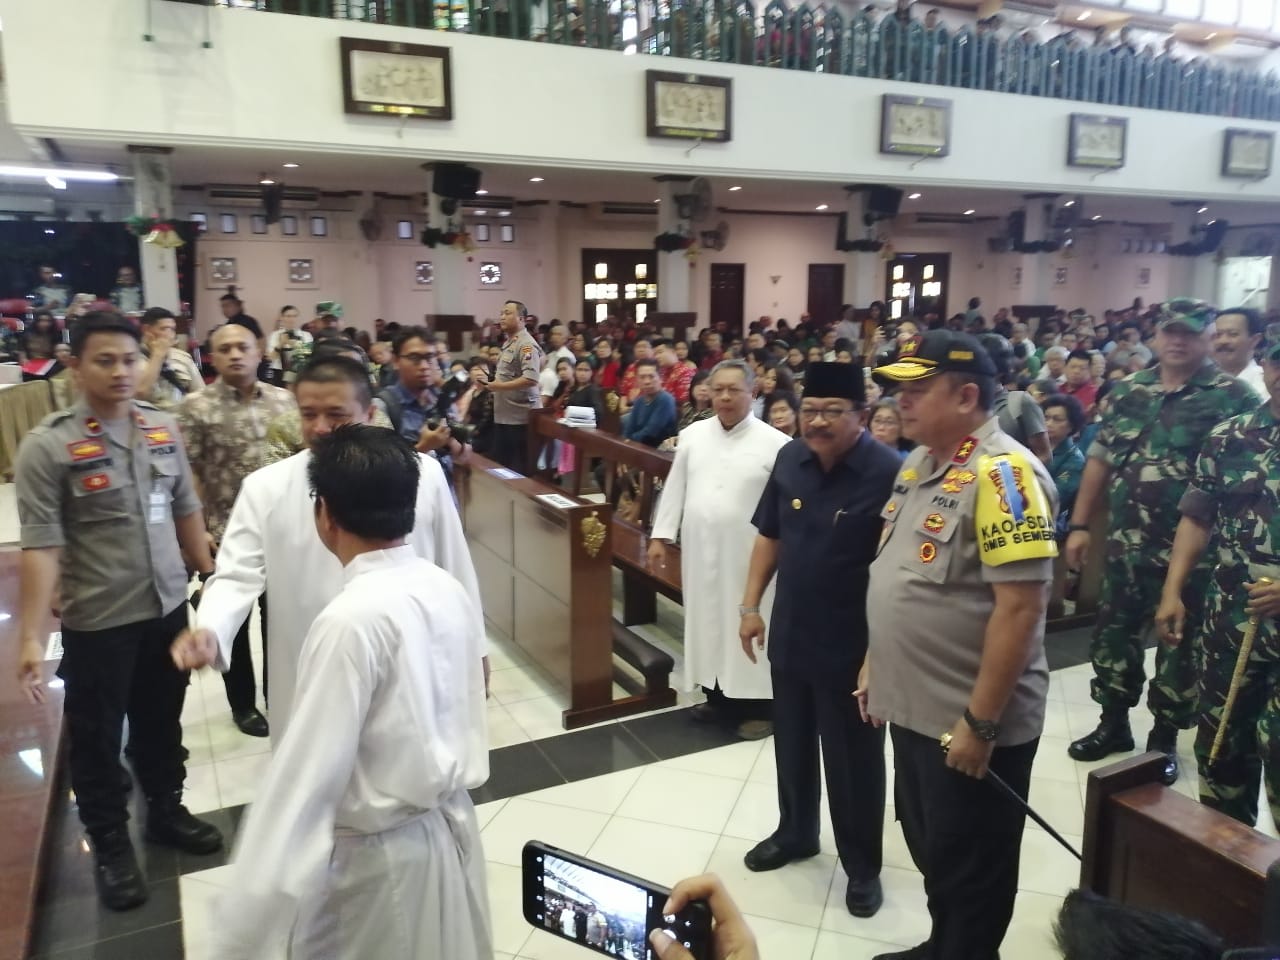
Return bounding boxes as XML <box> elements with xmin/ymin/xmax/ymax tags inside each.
<box><xmin>1166</xmin><ymin>201</ymin><xmax>1200</xmax><ymax>299</ymax></box>
<box><xmin>1020</xmin><ymin>197</ymin><xmax>1051</xmax><ymax>306</ymax></box>
<box><xmin>842</xmin><ymin>188</ymin><xmax>881</xmax><ymax>306</ymax></box>
<box><xmin>128</xmin><ymin>146</ymin><xmax>179</xmax><ymax>312</ymax></box>
<box><xmin>530</xmin><ymin>202</ymin><xmax>561</xmax><ymax>321</ymax></box>
<box><xmin>429</xmin><ymin>192</ymin><xmax>468</xmax><ymax>316</ymax></box>
<box><xmin>654</xmin><ymin>176</ymin><xmax>693</xmax><ymax>314</ymax></box>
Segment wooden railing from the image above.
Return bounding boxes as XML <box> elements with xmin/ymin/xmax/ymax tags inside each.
<box><xmin>225</xmin><ymin>0</ymin><xmax>1280</xmax><ymax>121</ymax></box>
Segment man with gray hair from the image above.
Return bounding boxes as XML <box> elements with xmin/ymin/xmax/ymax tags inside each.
<box><xmin>1043</xmin><ymin>344</ymin><xmax>1070</xmax><ymax>385</ymax></box>
<box><xmin>649</xmin><ymin>360</ymin><xmax>790</xmax><ymax>739</ymax></box>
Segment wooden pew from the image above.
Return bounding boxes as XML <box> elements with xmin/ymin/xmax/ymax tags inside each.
<box><xmin>0</xmin><ymin>549</ymin><xmax>66</xmax><ymax>960</ymax></box>
<box><xmin>458</xmin><ymin>455</ymin><xmax>676</xmax><ymax>728</ymax></box>
<box><xmin>528</xmin><ymin>411</ymin><xmax>682</xmax><ymax>625</ymax></box>
<box><xmin>1082</xmin><ymin>752</ymin><xmax>1280</xmax><ymax>948</ymax></box>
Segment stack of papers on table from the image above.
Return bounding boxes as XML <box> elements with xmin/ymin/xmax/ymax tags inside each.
<box><xmin>562</xmin><ymin>405</ymin><xmax>597</xmax><ymax>427</ymax></box>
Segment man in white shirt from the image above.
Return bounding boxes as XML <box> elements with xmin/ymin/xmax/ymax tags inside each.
<box><xmin>208</xmin><ymin>424</ymin><xmax>490</xmax><ymax>960</ymax></box>
<box><xmin>649</xmin><ymin>360</ymin><xmax>789</xmax><ymax>740</ymax></box>
<box><xmin>1212</xmin><ymin>306</ymin><xmax>1266</xmax><ymax>401</ymax></box>
<box><xmin>171</xmin><ymin>355</ymin><xmax>486</xmax><ymax>738</ymax></box>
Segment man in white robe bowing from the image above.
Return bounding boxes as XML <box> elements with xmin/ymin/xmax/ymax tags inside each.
<box><xmin>171</xmin><ymin>355</ymin><xmax>485</xmax><ymax>738</ymax></box>
<box><xmin>649</xmin><ymin>359</ymin><xmax>789</xmax><ymax>740</ymax></box>
<box><xmin>205</xmin><ymin>424</ymin><xmax>491</xmax><ymax>960</ymax></box>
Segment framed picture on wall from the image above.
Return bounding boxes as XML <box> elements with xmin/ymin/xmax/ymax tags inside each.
<box><xmin>281</xmin><ymin>216</ymin><xmax>299</xmax><ymax>237</ymax></box>
<box><xmin>1067</xmin><ymin>114</ymin><xmax>1127</xmax><ymax>169</ymax></box>
<box><xmin>415</xmin><ymin>261</ymin><xmax>434</xmax><ymax>286</ymax></box>
<box><xmin>479</xmin><ymin>261</ymin><xmax>503</xmax><ymax>289</ymax></box>
<box><xmin>880</xmin><ymin>94</ymin><xmax>952</xmax><ymax>158</ymax></box>
<box><xmin>340</xmin><ymin>37</ymin><xmax>453</xmax><ymax>120</ymax></box>
<box><xmin>1222</xmin><ymin>128</ymin><xmax>1274</xmax><ymax>179</ymax></box>
<box><xmin>208</xmin><ymin>257</ymin><xmax>237</xmax><ymax>286</ymax></box>
<box><xmin>475</xmin><ymin>224</ymin><xmax>491</xmax><ymax>243</ymax></box>
<box><xmin>1012</xmin><ymin>266</ymin><xmax>1022</xmax><ymax>288</ymax></box>
<box><xmin>1138</xmin><ymin>266</ymin><xmax>1151</xmax><ymax>288</ymax></box>
<box><xmin>287</xmin><ymin>258</ymin><xmax>318</xmax><ymax>289</ymax></box>
<box><xmin>645</xmin><ymin>70</ymin><xmax>732</xmax><ymax>142</ymax></box>
<box><xmin>500</xmin><ymin>224</ymin><xmax>515</xmax><ymax>243</ymax></box>
<box><xmin>250</xmin><ymin>215</ymin><xmax>268</xmax><ymax>235</ymax></box>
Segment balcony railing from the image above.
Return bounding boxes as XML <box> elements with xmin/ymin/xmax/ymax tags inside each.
<box><xmin>234</xmin><ymin>0</ymin><xmax>1280</xmax><ymax>121</ymax></box>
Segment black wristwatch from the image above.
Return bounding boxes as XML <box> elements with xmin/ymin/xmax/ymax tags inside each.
<box><xmin>963</xmin><ymin>708</ymin><xmax>999</xmax><ymax>742</ymax></box>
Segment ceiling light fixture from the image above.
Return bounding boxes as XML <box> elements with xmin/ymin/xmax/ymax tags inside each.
<box><xmin>45</xmin><ymin>175</ymin><xmax>67</xmax><ymax>191</ymax></box>
<box><xmin>815</xmin><ymin>204</ymin><xmax>829</xmax><ymax>211</ymax></box>
<box><xmin>474</xmin><ymin>210</ymin><xmax>488</xmax><ymax>216</ymax></box>
<box><xmin>1064</xmin><ymin>200</ymin><xmax>1075</xmax><ymax>207</ymax></box>
<box><xmin>529</xmin><ymin>177</ymin><xmax>544</xmax><ymax>183</ymax></box>
<box><xmin>963</xmin><ymin>209</ymin><xmax>975</xmax><ymax>215</ymax></box>
<box><xmin>1197</xmin><ymin>205</ymin><xmax>1208</xmax><ymax>213</ymax></box>
<box><xmin>654</xmin><ymin>198</ymin><xmax>662</xmax><ymax>203</ymax></box>
<box><xmin>475</xmin><ymin>189</ymin><xmax>489</xmax><ymax>195</ymax></box>
<box><xmin>498</xmin><ymin>210</ymin><xmax>511</xmax><ymax>216</ymax></box>
<box><xmin>728</xmin><ymin>185</ymin><xmax>742</xmax><ymax>192</ymax></box>
<box><xmin>0</xmin><ymin>165</ymin><xmax>118</xmax><ymax>183</ymax></box>
<box><xmin>282</xmin><ymin>162</ymin><xmax>300</xmax><ymax>169</ymax></box>
<box><xmin>259</xmin><ymin>177</ymin><xmax>276</xmax><ymax>185</ymax></box>
<box><xmin>908</xmin><ymin>192</ymin><xmax>922</xmax><ymax>200</ymax></box>
<box><xmin>1091</xmin><ymin>214</ymin><xmax>1102</xmax><ymax>220</ymax></box>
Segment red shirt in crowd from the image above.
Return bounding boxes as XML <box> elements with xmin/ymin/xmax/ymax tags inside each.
<box><xmin>661</xmin><ymin>361</ymin><xmax>695</xmax><ymax>405</ymax></box>
<box><xmin>1063</xmin><ymin>380</ymin><xmax>1098</xmax><ymax>414</ymax></box>
<box><xmin>699</xmin><ymin>349</ymin><xmax>724</xmax><ymax>371</ymax></box>
<box><xmin>595</xmin><ymin>359</ymin><xmax>621</xmax><ymax>391</ymax></box>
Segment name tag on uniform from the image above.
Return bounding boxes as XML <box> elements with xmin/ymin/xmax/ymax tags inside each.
<box><xmin>148</xmin><ymin>486</ymin><xmax>167</xmax><ymax>525</ymax></box>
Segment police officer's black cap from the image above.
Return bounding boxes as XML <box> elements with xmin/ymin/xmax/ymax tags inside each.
<box><xmin>872</xmin><ymin>330</ymin><xmax>998</xmax><ymax>384</ymax></box>
<box><xmin>802</xmin><ymin>362</ymin><xmax>865</xmax><ymax>403</ymax></box>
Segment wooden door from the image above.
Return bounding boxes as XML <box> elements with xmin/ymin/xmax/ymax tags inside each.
<box><xmin>709</xmin><ymin>263</ymin><xmax>745</xmax><ymax>334</ymax></box>
<box><xmin>806</xmin><ymin>263</ymin><xmax>846</xmax><ymax>327</ymax></box>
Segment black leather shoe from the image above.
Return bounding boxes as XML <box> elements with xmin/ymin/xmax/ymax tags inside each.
<box><xmin>690</xmin><ymin>702</ymin><xmax>721</xmax><ymax>724</ymax></box>
<box><xmin>90</xmin><ymin>829</ymin><xmax>149</xmax><ymax>911</ymax></box>
<box><xmin>871</xmin><ymin>943</ymin><xmax>932</xmax><ymax>960</ymax></box>
<box><xmin>232</xmin><ymin>707</ymin><xmax>270</xmax><ymax>738</ymax></box>
<box><xmin>1146</xmin><ymin>721</ymin><xmax>1179</xmax><ymax>786</ymax></box>
<box><xmin>845</xmin><ymin>875</ymin><xmax>884</xmax><ymax>918</ymax></box>
<box><xmin>145</xmin><ymin>795</ymin><xmax>223</xmax><ymax>855</ymax></box>
<box><xmin>1067</xmin><ymin>709</ymin><xmax>1134</xmax><ymax>761</ymax></box>
<box><xmin>743</xmin><ymin>837</ymin><xmax>819</xmax><ymax>872</ymax></box>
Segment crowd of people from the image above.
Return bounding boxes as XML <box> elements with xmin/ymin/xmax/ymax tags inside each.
<box><xmin>9</xmin><ymin>282</ymin><xmax>1280</xmax><ymax>960</ymax></box>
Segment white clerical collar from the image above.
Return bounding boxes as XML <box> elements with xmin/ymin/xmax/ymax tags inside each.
<box><xmin>342</xmin><ymin>543</ymin><xmax>416</xmax><ymax>584</ymax></box>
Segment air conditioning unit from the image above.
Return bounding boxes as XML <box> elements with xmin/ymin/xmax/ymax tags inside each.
<box><xmin>205</xmin><ymin>184</ymin><xmax>321</xmax><ymax>209</ymax></box>
<box><xmin>587</xmin><ymin>201</ymin><xmax>660</xmax><ymax>224</ymax></box>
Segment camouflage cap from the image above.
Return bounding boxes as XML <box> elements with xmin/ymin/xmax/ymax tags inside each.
<box><xmin>1264</xmin><ymin>329</ymin><xmax>1280</xmax><ymax>363</ymax></box>
<box><xmin>1156</xmin><ymin>297</ymin><xmax>1216</xmax><ymax>333</ymax></box>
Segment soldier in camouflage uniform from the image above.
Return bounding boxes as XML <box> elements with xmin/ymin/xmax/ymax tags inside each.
<box><xmin>1156</xmin><ymin>337</ymin><xmax>1280</xmax><ymax>826</ymax></box>
<box><xmin>1064</xmin><ymin>299</ymin><xmax>1258</xmax><ymax>784</ymax></box>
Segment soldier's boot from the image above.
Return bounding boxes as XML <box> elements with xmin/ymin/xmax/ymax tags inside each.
<box><xmin>1146</xmin><ymin>719</ymin><xmax>1179</xmax><ymax>786</ymax></box>
<box><xmin>1068</xmin><ymin>707</ymin><xmax>1134</xmax><ymax>762</ymax></box>
<box><xmin>145</xmin><ymin>793</ymin><xmax>223</xmax><ymax>855</ymax></box>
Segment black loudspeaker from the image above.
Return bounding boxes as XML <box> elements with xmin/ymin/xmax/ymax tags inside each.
<box><xmin>866</xmin><ymin>186</ymin><xmax>904</xmax><ymax>219</ymax></box>
<box><xmin>432</xmin><ymin>163</ymin><xmax>482</xmax><ymax>199</ymax></box>
<box><xmin>1201</xmin><ymin>219</ymin><xmax>1229</xmax><ymax>253</ymax></box>
<box><xmin>262</xmin><ymin>182</ymin><xmax>285</xmax><ymax>225</ymax></box>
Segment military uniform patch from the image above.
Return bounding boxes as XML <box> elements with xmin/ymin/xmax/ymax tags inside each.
<box><xmin>901</xmin><ymin>467</ymin><xmax>918</xmax><ymax>482</ymax></box>
<box><xmin>923</xmin><ymin>513</ymin><xmax>945</xmax><ymax>534</ymax></box>
<box><xmin>81</xmin><ymin>473</ymin><xmax>111</xmax><ymax>492</ymax></box>
<box><xmin>145</xmin><ymin>428</ymin><xmax>173</xmax><ymax>446</ymax></box>
<box><xmin>919</xmin><ymin>541</ymin><xmax>937</xmax><ymax>564</ymax></box>
<box><xmin>68</xmin><ymin>440</ymin><xmax>107</xmax><ymax>461</ymax></box>
<box><xmin>940</xmin><ymin>468</ymin><xmax>977</xmax><ymax>494</ymax></box>
<box><xmin>952</xmin><ymin>436</ymin><xmax>978</xmax><ymax>464</ymax></box>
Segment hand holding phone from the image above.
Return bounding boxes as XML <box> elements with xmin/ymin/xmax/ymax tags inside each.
<box><xmin>650</xmin><ymin>874</ymin><xmax>759</xmax><ymax>960</ymax></box>
<box><xmin>523</xmin><ymin>841</ymin><xmax>713</xmax><ymax>960</ymax></box>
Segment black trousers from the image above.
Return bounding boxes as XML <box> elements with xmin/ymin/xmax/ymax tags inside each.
<box><xmin>771</xmin><ymin>666</ymin><xmax>885</xmax><ymax>883</ymax></box>
<box><xmin>221</xmin><ymin>593</ymin><xmax>268</xmax><ymax>713</ymax></box>
<box><xmin>58</xmin><ymin>605</ymin><xmax>191</xmax><ymax>839</ymax></box>
<box><xmin>492</xmin><ymin>423</ymin><xmax>529</xmax><ymax>475</ymax></box>
<box><xmin>891</xmin><ymin>725</ymin><xmax>1039</xmax><ymax>960</ymax></box>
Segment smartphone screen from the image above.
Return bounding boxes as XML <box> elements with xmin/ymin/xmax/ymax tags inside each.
<box><xmin>522</xmin><ymin>841</ymin><xmax>710</xmax><ymax>960</ymax></box>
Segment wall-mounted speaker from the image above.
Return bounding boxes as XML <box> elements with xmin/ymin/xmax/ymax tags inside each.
<box><xmin>432</xmin><ymin>163</ymin><xmax>482</xmax><ymax>199</ymax></box>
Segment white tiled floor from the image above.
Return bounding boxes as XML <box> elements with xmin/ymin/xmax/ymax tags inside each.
<box><xmin>179</xmin><ymin>642</ymin><xmax>1280</xmax><ymax>960</ymax></box>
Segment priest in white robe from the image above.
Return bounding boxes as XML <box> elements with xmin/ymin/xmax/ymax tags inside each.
<box><xmin>649</xmin><ymin>359</ymin><xmax>789</xmax><ymax>739</ymax></box>
<box><xmin>210</xmin><ymin>424</ymin><xmax>491</xmax><ymax>960</ymax></box>
<box><xmin>172</xmin><ymin>355</ymin><xmax>485</xmax><ymax>739</ymax></box>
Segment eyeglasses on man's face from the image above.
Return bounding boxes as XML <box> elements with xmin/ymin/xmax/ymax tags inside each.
<box><xmin>800</xmin><ymin>405</ymin><xmax>854</xmax><ymax>422</ymax></box>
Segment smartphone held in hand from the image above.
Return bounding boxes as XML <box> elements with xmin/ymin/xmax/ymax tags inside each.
<box><xmin>522</xmin><ymin>841</ymin><xmax>711</xmax><ymax>960</ymax></box>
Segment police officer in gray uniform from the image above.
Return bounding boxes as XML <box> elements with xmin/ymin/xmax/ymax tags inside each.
<box><xmin>859</xmin><ymin>331</ymin><xmax>1057</xmax><ymax>960</ymax></box>
<box><xmin>15</xmin><ymin>312</ymin><xmax>223</xmax><ymax>912</ymax></box>
<box><xmin>479</xmin><ymin>299</ymin><xmax>542</xmax><ymax>474</ymax></box>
